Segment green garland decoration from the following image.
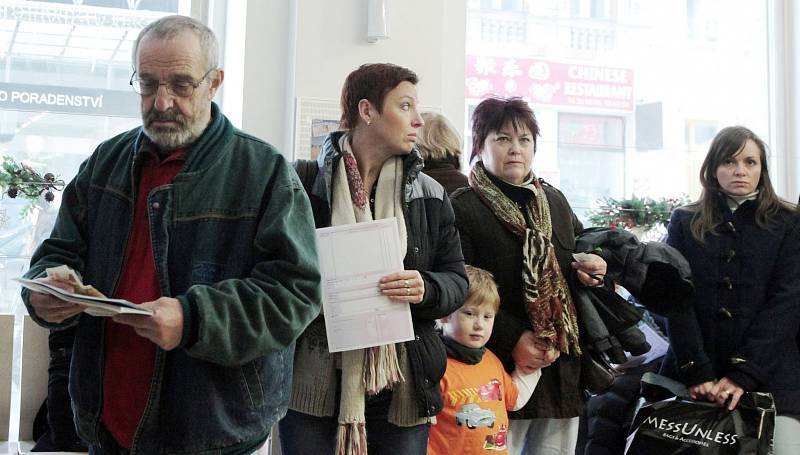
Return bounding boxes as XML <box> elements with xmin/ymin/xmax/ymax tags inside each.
<box><xmin>587</xmin><ymin>194</ymin><xmax>689</xmax><ymax>230</ymax></box>
<box><xmin>0</xmin><ymin>155</ymin><xmax>65</xmax><ymax>217</ymax></box>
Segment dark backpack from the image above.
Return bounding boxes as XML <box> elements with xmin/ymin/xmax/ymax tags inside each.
<box><xmin>293</xmin><ymin>159</ymin><xmax>330</xmax><ymax>227</ymax></box>
<box><xmin>294</xmin><ymin>159</ymin><xmax>318</xmax><ymax>194</ymax></box>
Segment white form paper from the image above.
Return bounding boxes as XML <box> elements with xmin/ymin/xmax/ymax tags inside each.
<box><xmin>316</xmin><ymin>218</ymin><xmax>415</xmax><ymax>353</ymax></box>
<box><xmin>14</xmin><ymin>277</ymin><xmax>153</xmax><ymax>317</ymax></box>
<box><xmin>611</xmin><ymin>321</ymin><xmax>670</xmax><ymax>370</ymax></box>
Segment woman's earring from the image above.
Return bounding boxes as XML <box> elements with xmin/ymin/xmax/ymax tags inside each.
<box><xmin>367</xmin><ymin>120</ymin><xmax>372</xmax><ymax>126</ymax></box>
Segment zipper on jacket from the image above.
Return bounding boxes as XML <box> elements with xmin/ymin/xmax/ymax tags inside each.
<box><xmin>91</xmin><ymin>153</ymin><xmax>139</xmax><ymax>448</ymax></box>
<box><xmin>91</xmin><ymin>321</ymin><xmax>106</xmax><ymax>446</ymax></box>
<box><xmin>94</xmin><ymin>150</ymin><xmax>137</xmax><ymax>450</ymax></box>
<box><xmin>125</xmin><ymin>161</ymin><xmax>173</xmax><ymax>453</ymax></box>
<box><xmin>129</xmin><ymin>348</ymin><xmax>167</xmax><ymax>454</ymax></box>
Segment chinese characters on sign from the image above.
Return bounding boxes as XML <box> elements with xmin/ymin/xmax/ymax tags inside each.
<box><xmin>466</xmin><ymin>55</ymin><xmax>635</xmax><ymax>112</ymax></box>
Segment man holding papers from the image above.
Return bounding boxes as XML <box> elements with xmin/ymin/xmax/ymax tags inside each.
<box><xmin>281</xmin><ymin>63</ymin><xmax>468</xmax><ymax>455</ymax></box>
<box><xmin>21</xmin><ymin>15</ymin><xmax>321</xmax><ymax>455</ymax></box>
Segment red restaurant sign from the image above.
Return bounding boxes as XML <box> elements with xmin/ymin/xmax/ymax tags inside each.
<box><xmin>466</xmin><ymin>55</ymin><xmax>634</xmax><ymax>112</ymax></box>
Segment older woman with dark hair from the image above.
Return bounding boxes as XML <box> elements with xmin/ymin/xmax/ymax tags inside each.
<box><xmin>279</xmin><ymin>63</ymin><xmax>468</xmax><ymax>455</ymax></box>
<box><xmin>664</xmin><ymin>126</ymin><xmax>800</xmax><ymax>454</ymax></box>
<box><xmin>451</xmin><ymin>97</ymin><xmax>607</xmax><ymax>454</ymax></box>
<box><xmin>417</xmin><ymin>112</ymin><xmax>468</xmax><ymax>194</ymax></box>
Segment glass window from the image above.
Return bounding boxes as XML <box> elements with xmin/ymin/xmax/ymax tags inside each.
<box><xmin>0</xmin><ymin>0</ymin><xmax>190</xmax><ymax>312</ymax></box>
<box><xmin>465</xmin><ymin>0</ymin><xmax>769</xmax><ymax>223</ymax></box>
<box><xmin>558</xmin><ymin>114</ymin><xmax>626</xmax><ymax>219</ymax></box>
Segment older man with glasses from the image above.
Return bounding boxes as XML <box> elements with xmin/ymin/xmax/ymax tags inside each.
<box><xmin>22</xmin><ymin>14</ymin><xmax>322</xmax><ymax>455</ymax></box>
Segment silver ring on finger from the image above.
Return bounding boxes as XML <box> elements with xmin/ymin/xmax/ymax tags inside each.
<box><xmin>406</xmin><ymin>287</ymin><xmax>410</xmax><ymax>296</ymax></box>
<box><xmin>404</xmin><ymin>279</ymin><xmax>410</xmax><ymax>288</ymax></box>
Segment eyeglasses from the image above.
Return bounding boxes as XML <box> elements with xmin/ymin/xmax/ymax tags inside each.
<box><xmin>129</xmin><ymin>68</ymin><xmax>215</xmax><ymax>97</ymax></box>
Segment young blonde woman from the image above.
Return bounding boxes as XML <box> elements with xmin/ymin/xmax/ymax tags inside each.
<box><xmin>416</xmin><ymin>112</ymin><xmax>468</xmax><ymax>194</ymax></box>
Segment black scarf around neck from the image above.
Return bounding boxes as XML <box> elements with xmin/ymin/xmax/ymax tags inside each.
<box><xmin>440</xmin><ymin>333</ymin><xmax>486</xmax><ymax>365</ymax></box>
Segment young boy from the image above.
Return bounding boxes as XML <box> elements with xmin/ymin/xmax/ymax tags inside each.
<box><xmin>428</xmin><ymin>266</ymin><xmax>541</xmax><ymax>454</ymax></box>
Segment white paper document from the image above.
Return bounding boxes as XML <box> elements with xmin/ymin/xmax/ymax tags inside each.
<box><xmin>612</xmin><ymin>320</ymin><xmax>670</xmax><ymax>370</ymax></box>
<box><xmin>316</xmin><ymin>218</ymin><xmax>415</xmax><ymax>352</ymax></box>
<box><xmin>14</xmin><ymin>277</ymin><xmax>153</xmax><ymax>317</ymax></box>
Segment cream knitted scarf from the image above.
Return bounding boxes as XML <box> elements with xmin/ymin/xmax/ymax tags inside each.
<box><xmin>331</xmin><ymin>134</ymin><xmax>408</xmax><ymax>455</ymax></box>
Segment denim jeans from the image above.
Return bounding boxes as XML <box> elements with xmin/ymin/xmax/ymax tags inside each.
<box><xmin>508</xmin><ymin>417</ymin><xmax>580</xmax><ymax>455</ymax></box>
<box><xmin>279</xmin><ymin>390</ymin><xmax>430</xmax><ymax>455</ymax></box>
<box><xmin>89</xmin><ymin>442</ymin><xmax>130</xmax><ymax>455</ymax></box>
<box><xmin>774</xmin><ymin>415</ymin><xmax>800</xmax><ymax>455</ymax></box>
<box><xmin>89</xmin><ymin>432</ymin><xmax>267</xmax><ymax>455</ymax></box>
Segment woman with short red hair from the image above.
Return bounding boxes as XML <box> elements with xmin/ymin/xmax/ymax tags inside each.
<box><xmin>280</xmin><ymin>63</ymin><xmax>468</xmax><ymax>455</ymax></box>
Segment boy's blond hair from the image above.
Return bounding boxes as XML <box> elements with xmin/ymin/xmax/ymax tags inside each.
<box><xmin>463</xmin><ymin>265</ymin><xmax>501</xmax><ymax>312</ymax></box>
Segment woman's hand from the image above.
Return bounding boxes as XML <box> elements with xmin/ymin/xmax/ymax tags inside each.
<box><xmin>572</xmin><ymin>254</ymin><xmax>608</xmax><ymax>287</ymax></box>
<box><xmin>708</xmin><ymin>377</ymin><xmax>745</xmax><ymax>410</ymax></box>
<box><xmin>379</xmin><ymin>270</ymin><xmax>425</xmax><ymax>304</ymax></box>
<box><xmin>512</xmin><ymin>330</ymin><xmax>560</xmax><ymax>373</ymax></box>
<box><xmin>688</xmin><ymin>380</ymin><xmax>716</xmax><ymax>401</ymax></box>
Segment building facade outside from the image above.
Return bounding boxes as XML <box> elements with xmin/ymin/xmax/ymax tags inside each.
<box><xmin>465</xmin><ymin>0</ymin><xmax>769</xmax><ymax>221</ymax></box>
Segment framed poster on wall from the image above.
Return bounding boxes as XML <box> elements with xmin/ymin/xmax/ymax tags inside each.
<box><xmin>294</xmin><ymin>97</ymin><xmax>441</xmax><ymax>161</ymax></box>
<box><xmin>294</xmin><ymin>97</ymin><xmax>342</xmax><ymax>161</ymax></box>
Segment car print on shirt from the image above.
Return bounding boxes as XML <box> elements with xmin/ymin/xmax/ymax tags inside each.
<box><xmin>484</xmin><ymin>424</ymin><xmax>508</xmax><ymax>451</ymax></box>
<box><xmin>479</xmin><ymin>378</ymin><xmax>502</xmax><ymax>401</ymax></box>
<box><xmin>455</xmin><ymin>403</ymin><xmax>496</xmax><ymax>429</ymax></box>
<box><xmin>447</xmin><ymin>377</ymin><xmax>506</xmax><ymax>406</ymax></box>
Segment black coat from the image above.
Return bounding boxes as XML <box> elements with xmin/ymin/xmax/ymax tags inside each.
<box><xmin>295</xmin><ymin>131</ymin><xmax>468</xmax><ymax>418</ymax></box>
<box><xmin>451</xmin><ymin>180</ymin><xmax>584</xmax><ymax>419</ymax></box>
<box><xmin>420</xmin><ymin>157</ymin><xmax>468</xmax><ymax>195</ymax></box>
<box><xmin>576</xmin><ymin>228</ymin><xmax>694</xmax><ymax>318</ymax></box>
<box><xmin>663</xmin><ymin>197</ymin><xmax>800</xmax><ymax>415</ymax></box>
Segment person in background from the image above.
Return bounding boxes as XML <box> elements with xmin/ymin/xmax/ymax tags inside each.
<box><xmin>663</xmin><ymin>125</ymin><xmax>800</xmax><ymax>455</ymax></box>
<box><xmin>451</xmin><ymin>97</ymin><xmax>608</xmax><ymax>455</ymax></box>
<box><xmin>31</xmin><ymin>325</ymin><xmax>88</xmax><ymax>452</ymax></box>
<box><xmin>417</xmin><ymin>112</ymin><xmax>469</xmax><ymax>194</ymax></box>
<box><xmin>428</xmin><ymin>265</ymin><xmax>541</xmax><ymax>455</ymax></box>
<box><xmin>280</xmin><ymin>63</ymin><xmax>468</xmax><ymax>455</ymax></box>
<box><xmin>21</xmin><ymin>15</ymin><xmax>321</xmax><ymax>454</ymax></box>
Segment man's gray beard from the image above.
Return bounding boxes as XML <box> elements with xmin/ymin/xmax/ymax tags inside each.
<box><xmin>143</xmin><ymin>121</ymin><xmax>206</xmax><ymax>150</ymax></box>
<box><xmin>142</xmin><ymin>104</ymin><xmax>212</xmax><ymax>150</ymax></box>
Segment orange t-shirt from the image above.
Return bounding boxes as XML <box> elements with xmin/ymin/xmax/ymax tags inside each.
<box><xmin>428</xmin><ymin>349</ymin><xmax>519</xmax><ymax>454</ymax></box>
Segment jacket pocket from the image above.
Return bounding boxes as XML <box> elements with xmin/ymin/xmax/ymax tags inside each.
<box><xmin>415</xmin><ymin>330</ymin><xmax>447</xmax><ymax>386</ymax></box>
<box><xmin>190</xmin><ymin>261</ymin><xmax>225</xmax><ymax>286</ymax></box>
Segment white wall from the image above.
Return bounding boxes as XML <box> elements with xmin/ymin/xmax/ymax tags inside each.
<box><xmin>786</xmin><ymin>0</ymin><xmax>800</xmax><ymax>202</ymax></box>
<box><xmin>237</xmin><ymin>0</ymin><xmax>466</xmax><ymax>159</ymax></box>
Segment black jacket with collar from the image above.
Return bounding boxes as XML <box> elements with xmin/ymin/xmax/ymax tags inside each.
<box><xmin>663</xmin><ymin>196</ymin><xmax>800</xmax><ymax>415</ymax></box>
<box><xmin>576</xmin><ymin>227</ymin><xmax>694</xmax><ymax>318</ymax></box>
<box><xmin>294</xmin><ymin>131</ymin><xmax>468</xmax><ymax>418</ymax></box>
<box><xmin>451</xmin><ymin>178</ymin><xmax>584</xmax><ymax>419</ymax></box>
<box><xmin>574</xmin><ymin>228</ymin><xmax>694</xmax><ymax>365</ymax></box>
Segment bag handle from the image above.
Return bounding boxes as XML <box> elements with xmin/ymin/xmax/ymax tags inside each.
<box><xmin>640</xmin><ymin>372</ymin><xmax>691</xmax><ymax>401</ymax></box>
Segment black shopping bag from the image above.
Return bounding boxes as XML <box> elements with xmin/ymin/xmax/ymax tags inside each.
<box><xmin>624</xmin><ymin>373</ymin><xmax>775</xmax><ymax>454</ymax></box>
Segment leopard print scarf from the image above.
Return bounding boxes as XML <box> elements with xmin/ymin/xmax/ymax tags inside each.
<box><xmin>469</xmin><ymin>162</ymin><xmax>581</xmax><ymax>355</ymax></box>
